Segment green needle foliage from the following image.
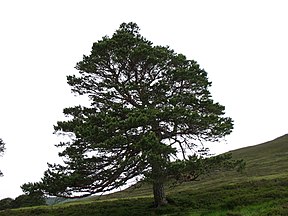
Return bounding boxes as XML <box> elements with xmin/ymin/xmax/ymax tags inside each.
<box><xmin>38</xmin><ymin>22</ymin><xmax>237</xmax><ymax>207</ymax></box>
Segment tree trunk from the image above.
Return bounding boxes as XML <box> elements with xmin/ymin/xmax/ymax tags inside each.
<box><xmin>153</xmin><ymin>179</ymin><xmax>168</xmax><ymax>207</ymax></box>
<box><xmin>149</xmin><ymin>129</ymin><xmax>169</xmax><ymax>207</ymax></box>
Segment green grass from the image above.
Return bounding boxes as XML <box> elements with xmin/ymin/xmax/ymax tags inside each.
<box><xmin>1</xmin><ymin>134</ymin><xmax>288</xmax><ymax>216</ymax></box>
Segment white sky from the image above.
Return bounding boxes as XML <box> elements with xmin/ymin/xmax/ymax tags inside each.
<box><xmin>0</xmin><ymin>0</ymin><xmax>287</xmax><ymax>199</ymax></box>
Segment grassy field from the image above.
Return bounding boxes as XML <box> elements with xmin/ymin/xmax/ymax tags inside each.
<box><xmin>1</xmin><ymin>134</ymin><xmax>288</xmax><ymax>215</ymax></box>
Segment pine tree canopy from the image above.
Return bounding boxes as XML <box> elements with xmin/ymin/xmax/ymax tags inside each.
<box><xmin>39</xmin><ymin>23</ymin><xmax>237</xmax><ymax>205</ymax></box>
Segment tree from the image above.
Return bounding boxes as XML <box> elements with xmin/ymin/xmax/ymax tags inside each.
<box><xmin>11</xmin><ymin>182</ymin><xmax>46</xmax><ymax>208</ymax></box>
<box><xmin>11</xmin><ymin>194</ymin><xmax>46</xmax><ymax>209</ymax></box>
<box><xmin>0</xmin><ymin>138</ymin><xmax>5</xmax><ymax>176</ymax></box>
<box><xmin>40</xmin><ymin>22</ymin><xmax>238</xmax><ymax>207</ymax></box>
<box><xmin>0</xmin><ymin>198</ymin><xmax>13</xmax><ymax>210</ymax></box>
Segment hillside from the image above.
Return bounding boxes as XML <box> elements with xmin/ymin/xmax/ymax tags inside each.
<box><xmin>99</xmin><ymin>134</ymin><xmax>288</xmax><ymax>200</ymax></box>
<box><xmin>231</xmin><ymin>134</ymin><xmax>288</xmax><ymax>176</ymax></box>
<box><xmin>1</xmin><ymin>134</ymin><xmax>288</xmax><ymax>215</ymax></box>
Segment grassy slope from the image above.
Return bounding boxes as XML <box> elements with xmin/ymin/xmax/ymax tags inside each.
<box><xmin>1</xmin><ymin>134</ymin><xmax>288</xmax><ymax>216</ymax></box>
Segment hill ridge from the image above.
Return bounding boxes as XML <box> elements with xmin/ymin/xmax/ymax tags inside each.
<box><xmin>229</xmin><ymin>134</ymin><xmax>288</xmax><ymax>154</ymax></box>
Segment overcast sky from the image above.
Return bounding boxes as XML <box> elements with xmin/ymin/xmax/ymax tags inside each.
<box><xmin>0</xmin><ymin>0</ymin><xmax>287</xmax><ymax>199</ymax></box>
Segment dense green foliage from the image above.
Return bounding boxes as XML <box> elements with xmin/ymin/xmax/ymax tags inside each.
<box><xmin>0</xmin><ymin>138</ymin><xmax>5</xmax><ymax>176</ymax></box>
<box><xmin>38</xmin><ymin>22</ymin><xmax>234</xmax><ymax>206</ymax></box>
<box><xmin>0</xmin><ymin>194</ymin><xmax>46</xmax><ymax>211</ymax></box>
<box><xmin>18</xmin><ymin>182</ymin><xmax>46</xmax><ymax>207</ymax></box>
<box><xmin>0</xmin><ymin>198</ymin><xmax>13</xmax><ymax>210</ymax></box>
<box><xmin>0</xmin><ymin>134</ymin><xmax>288</xmax><ymax>215</ymax></box>
<box><xmin>0</xmin><ymin>182</ymin><xmax>46</xmax><ymax>211</ymax></box>
<box><xmin>11</xmin><ymin>194</ymin><xmax>46</xmax><ymax>209</ymax></box>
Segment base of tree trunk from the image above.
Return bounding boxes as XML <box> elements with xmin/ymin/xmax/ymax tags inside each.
<box><xmin>153</xmin><ymin>181</ymin><xmax>168</xmax><ymax>207</ymax></box>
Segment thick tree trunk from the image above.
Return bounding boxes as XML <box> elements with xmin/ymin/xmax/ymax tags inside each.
<box><xmin>153</xmin><ymin>179</ymin><xmax>168</xmax><ymax>207</ymax></box>
<box><xmin>149</xmin><ymin>129</ymin><xmax>169</xmax><ymax>207</ymax></box>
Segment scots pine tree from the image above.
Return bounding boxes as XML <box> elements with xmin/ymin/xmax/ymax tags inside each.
<box><xmin>41</xmin><ymin>22</ymin><xmax>236</xmax><ymax>207</ymax></box>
